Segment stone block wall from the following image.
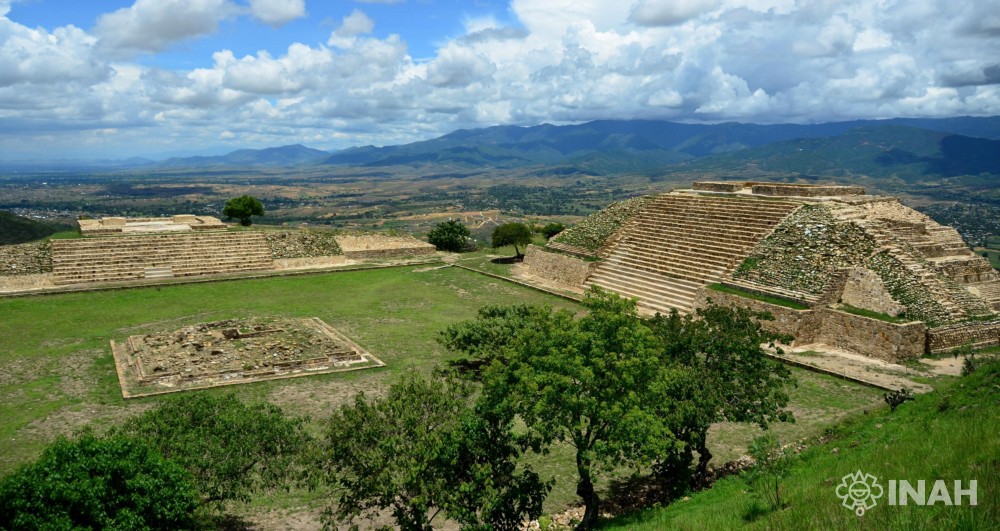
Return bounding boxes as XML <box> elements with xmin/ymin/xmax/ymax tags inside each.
<box><xmin>0</xmin><ymin>241</ymin><xmax>51</xmax><ymax>275</ymax></box>
<box><xmin>838</xmin><ymin>267</ymin><xmax>906</xmax><ymax>316</ymax></box>
<box><xmin>816</xmin><ymin>309</ymin><xmax>925</xmax><ymax>362</ymax></box>
<box><xmin>927</xmin><ymin>320</ymin><xmax>1000</xmax><ymax>353</ymax></box>
<box><xmin>523</xmin><ymin>245</ymin><xmax>599</xmax><ymax>287</ymax></box>
<box><xmin>695</xmin><ymin>288</ymin><xmax>926</xmax><ymax>362</ymax></box>
<box><xmin>749</xmin><ymin>183</ymin><xmax>866</xmax><ymax>197</ymax></box>
<box><xmin>341</xmin><ymin>246</ymin><xmax>436</xmax><ymax>260</ymax></box>
<box><xmin>694</xmin><ymin>289</ymin><xmax>814</xmax><ymax>340</ymax></box>
<box><xmin>692</xmin><ymin>181</ymin><xmax>746</xmax><ymax>192</ymax></box>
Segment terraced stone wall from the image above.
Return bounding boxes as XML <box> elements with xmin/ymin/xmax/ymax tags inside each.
<box><xmin>522</xmin><ymin>245</ymin><xmax>598</xmax><ymax>287</ymax></box>
<box><xmin>927</xmin><ymin>320</ymin><xmax>1000</xmax><ymax>353</ymax></box>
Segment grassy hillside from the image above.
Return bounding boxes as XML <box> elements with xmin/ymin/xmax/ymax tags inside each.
<box><xmin>0</xmin><ymin>211</ymin><xmax>71</xmax><ymax>245</ymax></box>
<box><xmin>603</xmin><ymin>358</ymin><xmax>1000</xmax><ymax>530</ymax></box>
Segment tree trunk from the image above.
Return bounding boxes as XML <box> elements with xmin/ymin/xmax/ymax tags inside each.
<box><xmin>695</xmin><ymin>429</ymin><xmax>712</xmax><ymax>484</ymax></box>
<box><xmin>575</xmin><ymin>454</ymin><xmax>600</xmax><ymax>530</ymax></box>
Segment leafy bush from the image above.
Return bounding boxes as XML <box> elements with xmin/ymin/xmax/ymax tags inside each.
<box><xmin>428</xmin><ymin>220</ymin><xmax>473</xmax><ymax>252</ymax></box>
<box><xmin>539</xmin><ymin>222</ymin><xmax>566</xmax><ymax>239</ymax></box>
<box><xmin>111</xmin><ymin>393</ymin><xmax>312</xmax><ymax>506</ymax></box>
<box><xmin>0</xmin><ymin>434</ymin><xmax>198</xmax><ymax>530</ymax></box>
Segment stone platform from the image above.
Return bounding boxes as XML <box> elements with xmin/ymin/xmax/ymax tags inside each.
<box><xmin>111</xmin><ymin>317</ymin><xmax>384</xmax><ymax>398</ymax></box>
<box><xmin>79</xmin><ymin>215</ymin><xmax>227</xmax><ymax>235</ymax></box>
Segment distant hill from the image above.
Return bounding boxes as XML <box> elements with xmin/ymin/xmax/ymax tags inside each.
<box><xmin>666</xmin><ymin>125</ymin><xmax>1000</xmax><ymax>182</ymax></box>
<box><xmin>0</xmin><ymin>211</ymin><xmax>71</xmax><ymax>245</ymax></box>
<box><xmin>320</xmin><ymin>117</ymin><xmax>1000</xmax><ymax>175</ymax></box>
<box><xmin>159</xmin><ymin>144</ymin><xmax>330</xmax><ymax>167</ymax></box>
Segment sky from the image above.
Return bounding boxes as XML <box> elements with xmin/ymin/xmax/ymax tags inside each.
<box><xmin>0</xmin><ymin>0</ymin><xmax>998</xmax><ymax>160</ymax></box>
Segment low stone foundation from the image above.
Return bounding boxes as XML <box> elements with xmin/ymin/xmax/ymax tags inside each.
<box><xmin>522</xmin><ymin>245</ymin><xmax>599</xmax><ymax>287</ymax></box>
<box><xmin>273</xmin><ymin>256</ymin><xmax>347</xmax><ymax>270</ymax></box>
<box><xmin>695</xmin><ymin>289</ymin><xmax>925</xmax><ymax>362</ymax></box>
<box><xmin>334</xmin><ymin>235</ymin><xmax>436</xmax><ymax>260</ymax></box>
<box><xmin>749</xmin><ymin>183</ymin><xmax>866</xmax><ymax>197</ymax></box>
<box><xmin>927</xmin><ymin>320</ymin><xmax>1000</xmax><ymax>353</ymax></box>
<box><xmin>692</xmin><ymin>181</ymin><xmax>745</xmax><ymax>193</ymax></box>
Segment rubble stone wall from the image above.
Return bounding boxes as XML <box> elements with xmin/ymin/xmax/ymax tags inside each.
<box><xmin>0</xmin><ymin>241</ymin><xmax>51</xmax><ymax>275</ymax></box>
<box><xmin>927</xmin><ymin>320</ymin><xmax>1000</xmax><ymax>353</ymax></box>
<box><xmin>523</xmin><ymin>245</ymin><xmax>599</xmax><ymax>287</ymax></box>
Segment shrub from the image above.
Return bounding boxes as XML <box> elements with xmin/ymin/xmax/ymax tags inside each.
<box><xmin>428</xmin><ymin>220</ymin><xmax>473</xmax><ymax>252</ymax></box>
<box><xmin>0</xmin><ymin>434</ymin><xmax>198</xmax><ymax>530</ymax></box>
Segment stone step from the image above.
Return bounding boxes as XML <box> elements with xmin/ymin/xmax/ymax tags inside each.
<box><xmin>588</xmin><ymin>265</ymin><xmax>703</xmax><ymax>299</ymax></box>
<box><xmin>605</xmin><ymin>255</ymin><xmax>725</xmax><ymax>283</ymax></box>
<box><xmin>610</xmin><ymin>246</ymin><xmax>735</xmax><ymax>276</ymax></box>
<box><xmin>620</xmin><ymin>237</ymin><xmax>748</xmax><ymax>262</ymax></box>
<box><xmin>585</xmin><ymin>273</ymin><xmax>696</xmax><ymax>314</ymax></box>
<box><xmin>143</xmin><ymin>266</ymin><xmax>174</xmax><ymax>280</ymax></box>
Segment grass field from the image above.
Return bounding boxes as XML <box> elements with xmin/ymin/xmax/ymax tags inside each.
<box><xmin>602</xmin><ymin>359</ymin><xmax>1000</xmax><ymax>530</ymax></box>
<box><xmin>0</xmin><ymin>264</ymin><xmax>888</xmax><ymax>524</ymax></box>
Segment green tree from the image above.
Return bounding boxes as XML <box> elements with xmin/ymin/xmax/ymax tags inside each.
<box><xmin>540</xmin><ymin>222</ymin><xmax>566</xmax><ymax>239</ymax></box>
<box><xmin>222</xmin><ymin>194</ymin><xmax>264</xmax><ymax>226</ymax></box>
<box><xmin>491</xmin><ymin>222</ymin><xmax>533</xmax><ymax>258</ymax></box>
<box><xmin>111</xmin><ymin>393</ymin><xmax>312</xmax><ymax>506</ymax></box>
<box><xmin>428</xmin><ymin>219</ymin><xmax>473</xmax><ymax>252</ymax></box>
<box><xmin>324</xmin><ymin>373</ymin><xmax>547</xmax><ymax>530</ymax></box>
<box><xmin>469</xmin><ymin>289</ymin><xmax>681</xmax><ymax>529</ymax></box>
<box><xmin>0</xmin><ymin>434</ymin><xmax>198</xmax><ymax>530</ymax></box>
<box><xmin>648</xmin><ymin>304</ymin><xmax>795</xmax><ymax>481</ymax></box>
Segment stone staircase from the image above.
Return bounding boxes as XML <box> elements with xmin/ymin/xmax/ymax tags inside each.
<box><xmin>967</xmin><ymin>281</ymin><xmax>1000</xmax><ymax>311</ymax></box>
<box><xmin>585</xmin><ymin>194</ymin><xmax>800</xmax><ymax>313</ymax></box>
<box><xmin>864</xmin><ymin>222</ymin><xmax>994</xmax><ymax>321</ymax></box>
<box><xmin>51</xmin><ymin>232</ymin><xmax>274</xmax><ymax>285</ymax></box>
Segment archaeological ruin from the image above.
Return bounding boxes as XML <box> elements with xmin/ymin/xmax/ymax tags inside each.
<box><xmin>111</xmin><ymin>317</ymin><xmax>384</xmax><ymax>398</ymax></box>
<box><xmin>529</xmin><ymin>181</ymin><xmax>1000</xmax><ymax>362</ymax></box>
<box><xmin>0</xmin><ymin>215</ymin><xmax>438</xmax><ymax>289</ymax></box>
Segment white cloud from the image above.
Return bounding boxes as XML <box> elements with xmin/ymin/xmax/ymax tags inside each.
<box><xmin>94</xmin><ymin>0</ymin><xmax>235</xmax><ymax>55</ymax></box>
<box><xmin>247</xmin><ymin>0</ymin><xmax>306</xmax><ymax>26</ymax></box>
<box><xmin>1</xmin><ymin>0</ymin><xmax>999</xmax><ymax>158</ymax></box>
<box><xmin>328</xmin><ymin>9</ymin><xmax>375</xmax><ymax>48</ymax></box>
<box><xmin>630</xmin><ymin>0</ymin><xmax>721</xmax><ymax>27</ymax></box>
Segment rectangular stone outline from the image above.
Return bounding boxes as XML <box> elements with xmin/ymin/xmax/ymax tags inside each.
<box><xmin>111</xmin><ymin>317</ymin><xmax>385</xmax><ymax>399</ymax></box>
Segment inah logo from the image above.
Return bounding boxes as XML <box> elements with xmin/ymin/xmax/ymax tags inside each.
<box><xmin>835</xmin><ymin>470</ymin><xmax>884</xmax><ymax>516</ymax></box>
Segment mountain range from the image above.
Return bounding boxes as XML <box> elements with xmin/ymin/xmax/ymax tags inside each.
<box><xmin>3</xmin><ymin>117</ymin><xmax>999</xmax><ymax>181</ymax></box>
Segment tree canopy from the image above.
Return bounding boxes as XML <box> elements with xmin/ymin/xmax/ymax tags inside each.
<box><xmin>427</xmin><ymin>219</ymin><xmax>473</xmax><ymax>252</ymax></box>
<box><xmin>324</xmin><ymin>372</ymin><xmax>547</xmax><ymax>530</ymax></box>
<box><xmin>111</xmin><ymin>393</ymin><xmax>312</xmax><ymax>506</ymax></box>
<box><xmin>441</xmin><ymin>289</ymin><xmax>796</xmax><ymax>528</ymax></box>
<box><xmin>539</xmin><ymin>222</ymin><xmax>566</xmax><ymax>239</ymax></box>
<box><xmin>222</xmin><ymin>194</ymin><xmax>265</xmax><ymax>226</ymax></box>
<box><xmin>449</xmin><ymin>289</ymin><xmax>680</xmax><ymax>528</ymax></box>
<box><xmin>0</xmin><ymin>434</ymin><xmax>198</xmax><ymax>530</ymax></box>
<box><xmin>491</xmin><ymin>222</ymin><xmax>533</xmax><ymax>257</ymax></box>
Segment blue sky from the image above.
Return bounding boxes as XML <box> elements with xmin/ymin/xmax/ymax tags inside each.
<box><xmin>1</xmin><ymin>0</ymin><xmax>998</xmax><ymax>159</ymax></box>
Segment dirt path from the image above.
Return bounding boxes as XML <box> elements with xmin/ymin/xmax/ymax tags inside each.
<box><xmin>782</xmin><ymin>344</ymin><xmax>934</xmax><ymax>393</ymax></box>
